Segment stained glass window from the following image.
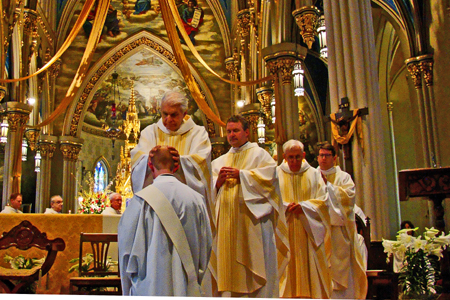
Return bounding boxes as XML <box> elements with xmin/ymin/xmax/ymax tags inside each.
<box><xmin>94</xmin><ymin>159</ymin><xmax>108</xmax><ymax>193</ymax></box>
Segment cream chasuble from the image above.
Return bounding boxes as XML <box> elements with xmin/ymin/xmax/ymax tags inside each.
<box><xmin>211</xmin><ymin>142</ymin><xmax>289</xmax><ymax>296</ymax></box>
<box><xmin>130</xmin><ymin>116</ymin><xmax>214</xmax><ymax>229</ymax></box>
<box><xmin>277</xmin><ymin>160</ymin><xmax>332</xmax><ymax>299</ymax></box>
<box><xmin>319</xmin><ymin>166</ymin><xmax>368</xmax><ymax>299</ymax></box>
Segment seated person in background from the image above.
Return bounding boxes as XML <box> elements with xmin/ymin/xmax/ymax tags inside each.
<box><xmin>102</xmin><ymin>193</ymin><xmax>122</xmax><ymax>215</ymax></box>
<box><xmin>1</xmin><ymin>193</ymin><xmax>23</xmax><ymax>214</ymax></box>
<box><xmin>400</xmin><ymin>220</ymin><xmax>415</xmax><ymax>236</ymax></box>
<box><xmin>44</xmin><ymin>195</ymin><xmax>63</xmax><ymax>214</ymax></box>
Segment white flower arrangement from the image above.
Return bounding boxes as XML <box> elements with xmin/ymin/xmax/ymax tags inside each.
<box><xmin>382</xmin><ymin>227</ymin><xmax>450</xmax><ymax>298</ymax></box>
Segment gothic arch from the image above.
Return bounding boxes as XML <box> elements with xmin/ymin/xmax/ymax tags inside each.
<box><xmin>62</xmin><ymin>30</ymin><xmax>222</xmax><ymax>138</ymax></box>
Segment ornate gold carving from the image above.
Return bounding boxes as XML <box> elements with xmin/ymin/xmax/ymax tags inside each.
<box><xmin>7</xmin><ymin>112</ymin><xmax>29</xmax><ymax>132</ymax></box>
<box><xmin>0</xmin><ymin>86</ymin><xmax>6</xmax><ymax>102</ymax></box>
<box><xmin>211</xmin><ymin>142</ymin><xmax>228</xmax><ymax>160</ymax></box>
<box><xmin>49</xmin><ymin>57</ymin><xmax>61</xmax><ymax>79</ymax></box>
<box><xmin>206</xmin><ymin>117</ymin><xmax>216</xmax><ymax>138</ymax></box>
<box><xmin>256</xmin><ymin>86</ymin><xmax>273</xmax><ymax>121</ymax></box>
<box><xmin>406</xmin><ymin>61</ymin><xmax>422</xmax><ymax>89</ymax></box>
<box><xmin>244</xmin><ymin>114</ymin><xmax>259</xmax><ymax>133</ymax></box>
<box><xmin>237</xmin><ymin>9</ymin><xmax>251</xmax><ymax>38</ymax></box>
<box><xmin>23</xmin><ymin>11</ymin><xmax>38</xmax><ymax>36</ymax></box>
<box><xmin>266</xmin><ymin>57</ymin><xmax>297</xmax><ymax>85</ymax></box>
<box><xmin>38</xmin><ymin>142</ymin><xmax>56</xmax><ymax>158</ymax></box>
<box><xmin>36</xmin><ymin>16</ymin><xmax>53</xmax><ymax>47</ymax></box>
<box><xmin>293</xmin><ymin>7</ymin><xmax>320</xmax><ymax>49</ymax></box>
<box><xmin>70</xmin><ymin>37</ymin><xmax>180</xmax><ymax>137</ymax></box>
<box><xmin>420</xmin><ymin>60</ymin><xmax>433</xmax><ymax>87</ymax></box>
<box><xmin>60</xmin><ymin>143</ymin><xmax>82</xmax><ymax>162</ymax></box>
<box><xmin>387</xmin><ymin>102</ymin><xmax>393</xmax><ymax>112</ymax></box>
<box><xmin>24</xmin><ymin>128</ymin><xmax>40</xmax><ymax>151</ymax></box>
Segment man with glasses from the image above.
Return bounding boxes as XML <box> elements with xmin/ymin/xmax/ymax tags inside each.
<box><xmin>276</xmin><ymin>139</ymin><xmax>331</xmax><ymax>299</ymax></box>
<box><xmin>317</xmin><ymin>142</ymin><xmax>367</xmax><ymax>299</ymax></box>
<box><xmin>44</xmin><ymin>195</ymin><xmax>64</xmax><ymax>214</ymax></box>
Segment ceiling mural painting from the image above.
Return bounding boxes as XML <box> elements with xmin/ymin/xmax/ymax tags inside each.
<box><xmin>56</xmin><ymin>0</ymin><xmax>230</xmax><ymax>136</ymax></box>
<box><xmin>83</xmin><ymin>48</ymin><xmax>205</xmax><ymax>132</ymax></box>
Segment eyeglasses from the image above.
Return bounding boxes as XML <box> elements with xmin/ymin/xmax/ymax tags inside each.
<box><xmin>318</xmin><ymin>154</ymin><xmax>333</xmax><ymax>158</ymax></box>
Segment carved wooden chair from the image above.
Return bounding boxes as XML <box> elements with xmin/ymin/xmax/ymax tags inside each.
<box><xmin>356</xmin><ymin>215</ymin><xmax>399</xmax><ymax>300</ymax></box>
<box><xmin>69</xmin><ymin>233</ymin><xmax>121</xmax><ymax>295</ymax></box>
<box><xmin>0</xmin><ymin>220</ymin><xmax>66</xmax><ymax>293</ymax></box>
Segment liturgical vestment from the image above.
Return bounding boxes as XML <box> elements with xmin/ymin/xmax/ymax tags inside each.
<box><xmin>211</xmin><ymin>142</ymin><xmax>289</xmax><ymax>297</ymax></box>
<box><xmin>130</xmin><ymin>116</ymin><xmax>212</xmax><ymax>212</ymax></box>
<box><xmin>318</xmin><ymin>166</ymin><xmax>368</xmax><ymax>299</ymax></box>
<box><xmin>277</xmin><ymin>160</ymin><xmax>332</xmax><ymax>299</ymax></box>
<box><xmin>118</xmin><ymin>174</ymin><xmax>212</xmax><ymax>296</ymax></box>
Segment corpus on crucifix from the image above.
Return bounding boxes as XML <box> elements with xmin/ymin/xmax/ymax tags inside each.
<box><xmin>324</xmin><ymin>97</ymin><xmax>368</xmax><ymax>177</ymax></box>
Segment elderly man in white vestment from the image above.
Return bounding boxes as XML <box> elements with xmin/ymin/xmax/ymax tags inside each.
<box><xmin>276</xmin><ymin>139</ymin><xmax>332</xmax><ymax>299</ymax></box>
<box><xmin>317</xmin><ymin>142</ymin><xmax>368</xmax><ymax>299</ymax></box>
<box><xmin>118</xmin><ymin>146</ymin><xmax>212</xmax><ymax>296</ymax></box>
<box><xmin>1</xmin><ymin>193</ymin><xmax>23</xmax><ymax>214</ymax></box>
<box><xmin>211</xmin><ymin>115</ymin><xmax>289</xmax><ymax>297</ymax></box>
<box><xmin>130</xmin><ymin>90</ymin><xmax>212</xmax><ymax>209</ymax></box>
<box><xmin>101</xmin><ymin>193</ymin><xmax>122</xmax><ymax>215</ymax></box>
<box><xmin>44</xmin><ymin>195</ymin><xmax>63</xmax><ymax>214</ymax></box>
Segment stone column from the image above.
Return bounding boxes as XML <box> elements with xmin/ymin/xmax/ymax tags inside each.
<box><xmin>406</xmin><ymin>55</ymin><xmax>439</xmax><ymax>167</ymax></box>
<box><xmin>262</xmin><ymin>42</ymin><xmax>307</xmax><ymax>159</ymax></box>
<box><xmin>2</xmin><ymin>102</ymin><xmax>33</xmax><ymax>208</ymax></box>
<box><xmin>240</xmin><ymin>103</ymin><xmax>261</xmax><ymax>143</ymax></box>
<box><xmin>60</xmin><ymin>136</ymin><xmax>83</xmax><ymax>213</ymax></box>
<box><xmin>323</xmin><ymin>0</ymin><xmax>395</xmax><ymax>239</ymax></box>
<box><xmin>35</xmin><ymin>135</ymin><xmax>57</xmax><ymax>213</ymax></box>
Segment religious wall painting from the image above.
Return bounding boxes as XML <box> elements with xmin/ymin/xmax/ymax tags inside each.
<box><xmin>57</xmin><ymin>0</ymin><xmax>229</xmax><ymax>135</ymax></box>
<box><xmin>83</xmin><ymin>49</ymin><xmax>205</xmax><ymax>132</ymax></box>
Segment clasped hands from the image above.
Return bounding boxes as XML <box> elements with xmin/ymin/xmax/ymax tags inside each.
<box><xmin>148</xmin><ymin>145</ymin><xmax>180</xmax><ymax>172</ymax></box>
<box><xmin>286</xmin><ymin>203</ymin><xmax>304</xmax><ymax>215</ymax></box>
<box><xmin>216</xmin><ymin>166</ymin><xmax>240</xmax><ymax>189</ymax></box>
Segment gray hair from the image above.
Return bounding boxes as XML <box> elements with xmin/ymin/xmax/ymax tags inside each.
<box><xmin>160</xmin><ymin>91</ymin><xmax>188</xmax><ymax>112</ymax></box>
<box><xmin>109</xmin><ymin>193</ymin><xmax>122</xmax><ymax>201</ymax></box>
<box><xmin>50</xmin><ymin>195</ymin><xmax>63</xmax><ymax>203</ymax></box>
<box><xmin>283</xmin><ymin>139</ymin><xmax>304</xmax><ymax>153</ymax></box>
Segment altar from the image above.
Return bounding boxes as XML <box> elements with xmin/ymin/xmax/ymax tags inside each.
<box><xmin>0</xmin><ymin>214</ymin><xmax>121</xmax><ymax>294</ymax></box>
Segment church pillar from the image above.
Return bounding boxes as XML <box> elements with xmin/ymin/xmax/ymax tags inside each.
<box><xmin>263</xmin><ymin>42</ymin><xmax>307</xmax><ymax>158</ymax></box>
<box><xmin>323</xmin><ymin>0</ymin><xmax>395</xmax><ymax>239</ymax></box>
<box><xmin>35</xmin><ymin>135</ymin><xmax>57</xmax><ymax>213</ymax></box>
<box><xmin>240</xmin><ymin>103</ymin><xmax>261</xmax><ymax>143</ymax></box>
<box><xmin>405</xmin><ymin>55</ymin><xmax>440</xmax><ymax>167</ymax></box>
<box><xmin>60</xmin><ymin>136</ymin><xmax>83</xmax><ymax>213</ymax></box>
<box><xmin>225</xmin><ymin>52</ymin><xmax>240</xmax><ymax>116</ymax></box>
<box><xmin>1</xmin><ymin>102</ymin><xmax>32</xmax><ymax>208</ymax></box>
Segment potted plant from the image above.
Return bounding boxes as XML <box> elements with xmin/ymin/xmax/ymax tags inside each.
<box><xmin>383</xmin><ymin>227</ymin><xmax>450</xmax><ymax>299</ymax></box>
<box><xmin>3</xmin><ymin>254</ymin><xmax>45</xmax><ymax>293</ymax></box>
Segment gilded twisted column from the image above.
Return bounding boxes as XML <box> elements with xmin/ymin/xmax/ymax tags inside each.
<box><xmin>35</xmin><ymin>135</ymin><xmax>57</xmax><ymax>213</ymax></box>
<box><xmin>1</xmin><ymin>102</ymin><xmax>33</xmax><ymax>208</ymax></box>
<box><xmin>60</xmin><ymin>136</ymin><xmax>83</xmax><ymax>213</ymax></box>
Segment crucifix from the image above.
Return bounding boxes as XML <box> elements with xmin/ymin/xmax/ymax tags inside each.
<box><xmin>324</xmin><ymin>97</ymin><xmax>369</xmax><ymax>177</ymax></box>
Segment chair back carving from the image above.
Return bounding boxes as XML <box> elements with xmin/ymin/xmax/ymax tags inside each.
<box><xmin>0</xmin><ymin>220</ymin><xmax>66</xmax><ymax>293</ymax></box>
<box><xmin>78</xmin><ymin>233</ymin><xmax>119</xmax><ymax>277</ymax></box>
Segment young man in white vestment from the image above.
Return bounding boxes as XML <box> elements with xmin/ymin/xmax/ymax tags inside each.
<box><xmin>211</xmin><ymin>115</ymin><xmax>289</xmax><ymax>297</ymax></box>
<box><xmin>317</xmin><ymin>142</ymin><xmax>368</xmax><ymax>299</ymax></box>
<box><xmin>130</xmin><ymin>90</ymin><xmax>213</xmax><ymax>218</ymax></box>
<box><xmin>118</xmin><ymin>146</ymin><xmax>212</xmax><ymax>296</ymax></box>
<box><xmin>276</xmin><ymin>139</ymin><xmax>332</xmax><ymax>299</ymax></box>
